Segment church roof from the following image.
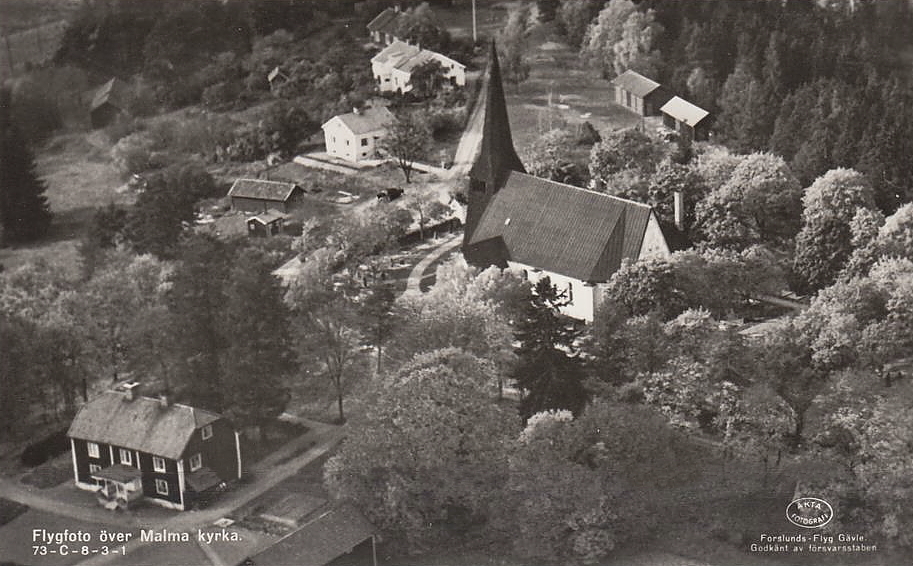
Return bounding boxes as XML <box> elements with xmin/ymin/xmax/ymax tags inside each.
<box><xmin>467</xmin><ymin>42</ymin><xmax>525</xmax><ymax>189</ymax></box>
<box><xmin>467</xmin><ymin>172</ymin><xmax>654</xmax><ymax>282</ymax></box>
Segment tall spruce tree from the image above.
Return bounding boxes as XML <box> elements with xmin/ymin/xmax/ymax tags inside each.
<box><xmin>0</xmin><ymin>89</ymin><xmax>52</xmax><ymax>244</ymax></box>
<box><xmin>512</xmin><ymin>278</ymin><xmax>588</xmax><ymax>421</ymax></box>
<box><xmin>222</xmin><ymin>248</ymin><xmax>293</xmax><ymax>437</ymax></box>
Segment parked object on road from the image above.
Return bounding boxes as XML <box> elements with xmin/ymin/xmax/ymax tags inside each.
<box><xmin>376</xmin><ymin>187</ymin><xmax>404</xmax><ymax>202</ymax></box>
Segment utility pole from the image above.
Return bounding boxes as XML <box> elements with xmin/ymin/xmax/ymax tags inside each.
<box><xmin>472</xmin><ymin>0</ymin><xmax>477</xmax><ymax>43</ymax></box>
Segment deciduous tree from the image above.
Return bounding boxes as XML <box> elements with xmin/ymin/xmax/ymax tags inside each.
<box><xmin>694</xmin><ymin>152</ymin><xmax>801</xmax><ymax>249</ymax></box>
<box><xmin>324</xmin><ymin>349</ymin><xmax>516</xmax><ymax>550</ymax></box>
<box><xmin>380</xmin><ymin>113</ymin><xmax>431</xmax><ymax>183</ymax></box>
<box><xmin>793</xmin><ymin>168</ymin><xmax>876</xmax><ymax>293</ymax></box>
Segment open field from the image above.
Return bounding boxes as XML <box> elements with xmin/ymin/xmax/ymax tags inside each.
<box><xmin>0</xmin><ymin>133</ymin><xmax>127</xmax><ymax>276</ymax></box>
<box><xmin>505</xmin><ymin>22</ymin><xmax>642</xmax><ymax>155</ymax></box>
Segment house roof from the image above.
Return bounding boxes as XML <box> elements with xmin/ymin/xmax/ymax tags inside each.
<box><xmin>373</xmin><ymin>40</ymin><xmax>464</xmax><ymax>75</ymax></box>
<box><xmin>660</xmin><ymin>96</ymin><xmax>710</xmax><ymax>127</ymax></box>
<box><xmin>394</xmin><ymin>49</ymin><xmax>436</xmax><ymax>73</ymax></box>
<box><xmin>610</xmin><ymin>70</ymin><xmax>662</xmax><ymax>98</ymax></box>
<box><xmin>90</xmin><ymin>78</ymin><xmax>128</xmax><ymax>112</ymax></box>
<box><xmin>371</xmin><ymin>39</ymin><xmax>420</xmax><ymax>67</ymax></box>
<box><xmin>267</xmin><ymin>66</ymin><xmax>282</xmax><ymax>82</ymax></box>
<box><xmin>68</xmin><ymin>391</ymin><xmax>222</xmax><ymax>460</ymax></box>
<box><xmin>367</xmin><ymin>7</ymin><xmax>401</xmax><ymax>33</ymax></box>
<box><xmin>248</xmin><ymin>505</ymin><xmax>374</xmax><ymax>566</ymax></box>
<box><xmin>91</xmin><ymin>464</ymin><xmax>142</xmax><ymax>484</ymax></box>
<box><xmin>228</xmin><ymin>179</ymin><xmax>302</xmax><ymax>202</ymax></box>
<box><xmin>248</xmin><ymin>211</ymin><xmax>289</xmax><ymax>225</ymax></box>
<box><xmin>467</xmin><ymin>171</ymin><xmax>654</xmax><ymax>282</ymax></box>
<box><xmin>323</xmin><ymin>106</ymin><xmax>395</xmax><ymax>136</ymax></box>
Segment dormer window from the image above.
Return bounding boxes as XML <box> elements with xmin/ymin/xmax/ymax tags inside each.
<box><xmin>190</xmin><ymin>453</ymin><xmax>202</xmax><ymax>471</ymax></box>
<box><xmin>201</xmin><ymin>425</ymin><xmax>213</xmax><ymax>440</ymax></box>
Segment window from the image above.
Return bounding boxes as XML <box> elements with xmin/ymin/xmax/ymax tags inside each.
<box><xmin>155</xmin><ymin>479</ymin><xmax>169</xmax><ymax>496</ymax></box>
<box><xmin>89</xmin><ymin>464</ymin><xmax>101</xmax><ymax>474</ymax></box>
<box><xmin>153</xmin><ymin>457</ymin><xmax>166</xmax><ymax>473</ymax></box>
<box><xmin>201</xmin><ymin>425</ymin><xmax>213</xmax><ymax>440</ymax></box>
<box><xmin>190</xmin><ymin>453</ymin><xmax>202</xmax><ymax>471</ymax></box>
<box><xmin>566</xmin><ymin>282</ymin><xmax>574</xmax><ymax>303</ymax></box>
<box><xmin>361</xmin><ymin>138</ymin><xmax>368</xmax><ymax>147</ymax></box>
<box><xmin>119</xmin><ymin>448</ymin><xmax>132</xmax><ymax>466</ymax></box>
<box><xmin>87</xmin><ymin>442</ymin><xmax>100</xmax><ymax>458</ymax></box>
<box><xmin>346</xmin><ymin>140</ymin><xmax>349</xmax><ymax>146</ymax></box>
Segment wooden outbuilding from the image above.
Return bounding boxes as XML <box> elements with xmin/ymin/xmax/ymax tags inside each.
<box><xmin>610</xmin><ymin>70</ymin><xmax>672</xmax><ymax>117</ymax></box>
<box><xmin>246</xmin><ymin>211</ymin><xmax>288</xmax><ymax>237</ymax></box>
<box><xmin>228</xmin><ymin>179</ymin><xmax>304</xmax><ymax>213</ymax></box>
<box><xmin>660</xmin><ymin>96</ymin><xmax>711</xmax><ymax>141</ymax></box>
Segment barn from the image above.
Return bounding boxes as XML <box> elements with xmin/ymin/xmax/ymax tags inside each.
<box><xmin>228</xmin><ymin>179</ymin><xmax>305</xmax><ymax>213</ymax></box>
<box><xmin>610</xmin><ymin>70</ymin><xmax>672</xmax><ymax>117</ymax></box>
<box><xmin>660</xmin><ymin>96</ymin><xmax>711</xmax><ymax>141</ymax></box>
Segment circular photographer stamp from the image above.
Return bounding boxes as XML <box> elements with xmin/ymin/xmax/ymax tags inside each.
<box><xmin>786</xmin><ymin>497</ymin><xmax>834</xmax><ymax>529</ymax></box>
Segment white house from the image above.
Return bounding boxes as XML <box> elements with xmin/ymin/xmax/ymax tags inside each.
<box><xmin>321</xmin><ymin>107</ymin><xmax>394</xmax><ymax>163</ymax></box>
<box><xmin>371</xmin><ymin>40</ymin><xmax>466</xmax><ymax>94</ymax></box>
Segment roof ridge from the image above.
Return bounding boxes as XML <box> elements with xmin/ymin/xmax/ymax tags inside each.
<box><xmin>233</xmin><ymin>178</ymin><xmax>293</xmax><ymax>186</ymax></box>
<box><xmin>507</xmin><ymin>171</ymin><xmax>653</xmax><ymax>210</ymax></box>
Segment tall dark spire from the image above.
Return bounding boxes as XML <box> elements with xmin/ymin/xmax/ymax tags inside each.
<box><xmin>464</xmin><ymin>41</ymin><xmax>525</xmax><ymax>244</ymax></box>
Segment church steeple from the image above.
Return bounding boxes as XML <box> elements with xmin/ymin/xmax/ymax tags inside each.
<box><xmin>464</xmin><ymin>41</ymin><xmax>525</xmax><ymax>244</ymax></box>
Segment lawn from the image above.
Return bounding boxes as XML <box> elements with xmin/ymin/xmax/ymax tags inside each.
<box><xmin>0</xmin><ymin>133</ymin><xmax>127</xmax><ymax>277</ymax></box>
<box><xmin>505</xmin><ymin>22</ymin><xmax>643</xmax><ymax>156</ymax></box>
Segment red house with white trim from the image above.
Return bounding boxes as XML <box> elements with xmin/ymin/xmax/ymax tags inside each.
<box><xmin>67</xmin><ymin>384</ymin><xmax>241</xmax><ymax>511</ymax></box>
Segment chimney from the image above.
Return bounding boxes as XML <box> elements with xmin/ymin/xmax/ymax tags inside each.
<box><xmin>122</xmin><ymin>381</ymin><xmax>140</xmax><ymax>401</ymax></box>
<box><xmin>158</xmin><ymin>393</ymin><xmax>170</xmax><ymax>408</ymax></box>
<box><xmin>353</xmin><ymin>107</ymin><xmax>360</xmax><ymax>115</ymax></box>
<box><xmin>673</xmin><ymin>191</ymin><xmax>685</xmax><ymax>231</ymax></box>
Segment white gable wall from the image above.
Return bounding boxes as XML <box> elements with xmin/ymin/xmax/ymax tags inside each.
<box><xmin>322</xmin><ymin>119</ymin><xmax>387</xmax><ymax>163</ymax></box>
<box><xmin>322</xmin><ymin>118</ymin><xmax>357</xmax><ymax>161</ymax></box>
<box><xmin>508</xmin><ymin>261</ymin><xmax>599</xmax><ymax>322</ymax></box>
<box><xmin>638</xmin><ymin>211</ymin><xmax>672</xmax><ymax>259</ymax></box>
<box><xmin>430</xmin><ymin>53</ymin><xmax>466</xmax><ymax>87</ymax></box>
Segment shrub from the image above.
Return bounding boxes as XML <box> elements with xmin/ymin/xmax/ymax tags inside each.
<box><xmin>20</xmin><ymin>428</ymin><xmax>69</xmax><ymax>467</ymax></box>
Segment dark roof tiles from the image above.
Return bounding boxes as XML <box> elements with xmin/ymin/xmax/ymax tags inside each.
<box><xmin>68</xmin><ymin>391</ymin><xmax>221</xmax><ymax>460</ymax></box>
<box><xmin>228</xmin><ymin>179</ymin><xmax>302</xmax><ymax>202</ymax></box>
<box><xmin>468</xmin><ymin>171</ymin><xmax>653</xmax><ymax>282</ymax></box>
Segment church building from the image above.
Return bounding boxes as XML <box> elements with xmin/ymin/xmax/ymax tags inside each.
<box><xmin>462</xmin><ymin>45</ymin><xmax>672</xmax><ymax>322</ymax></box>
